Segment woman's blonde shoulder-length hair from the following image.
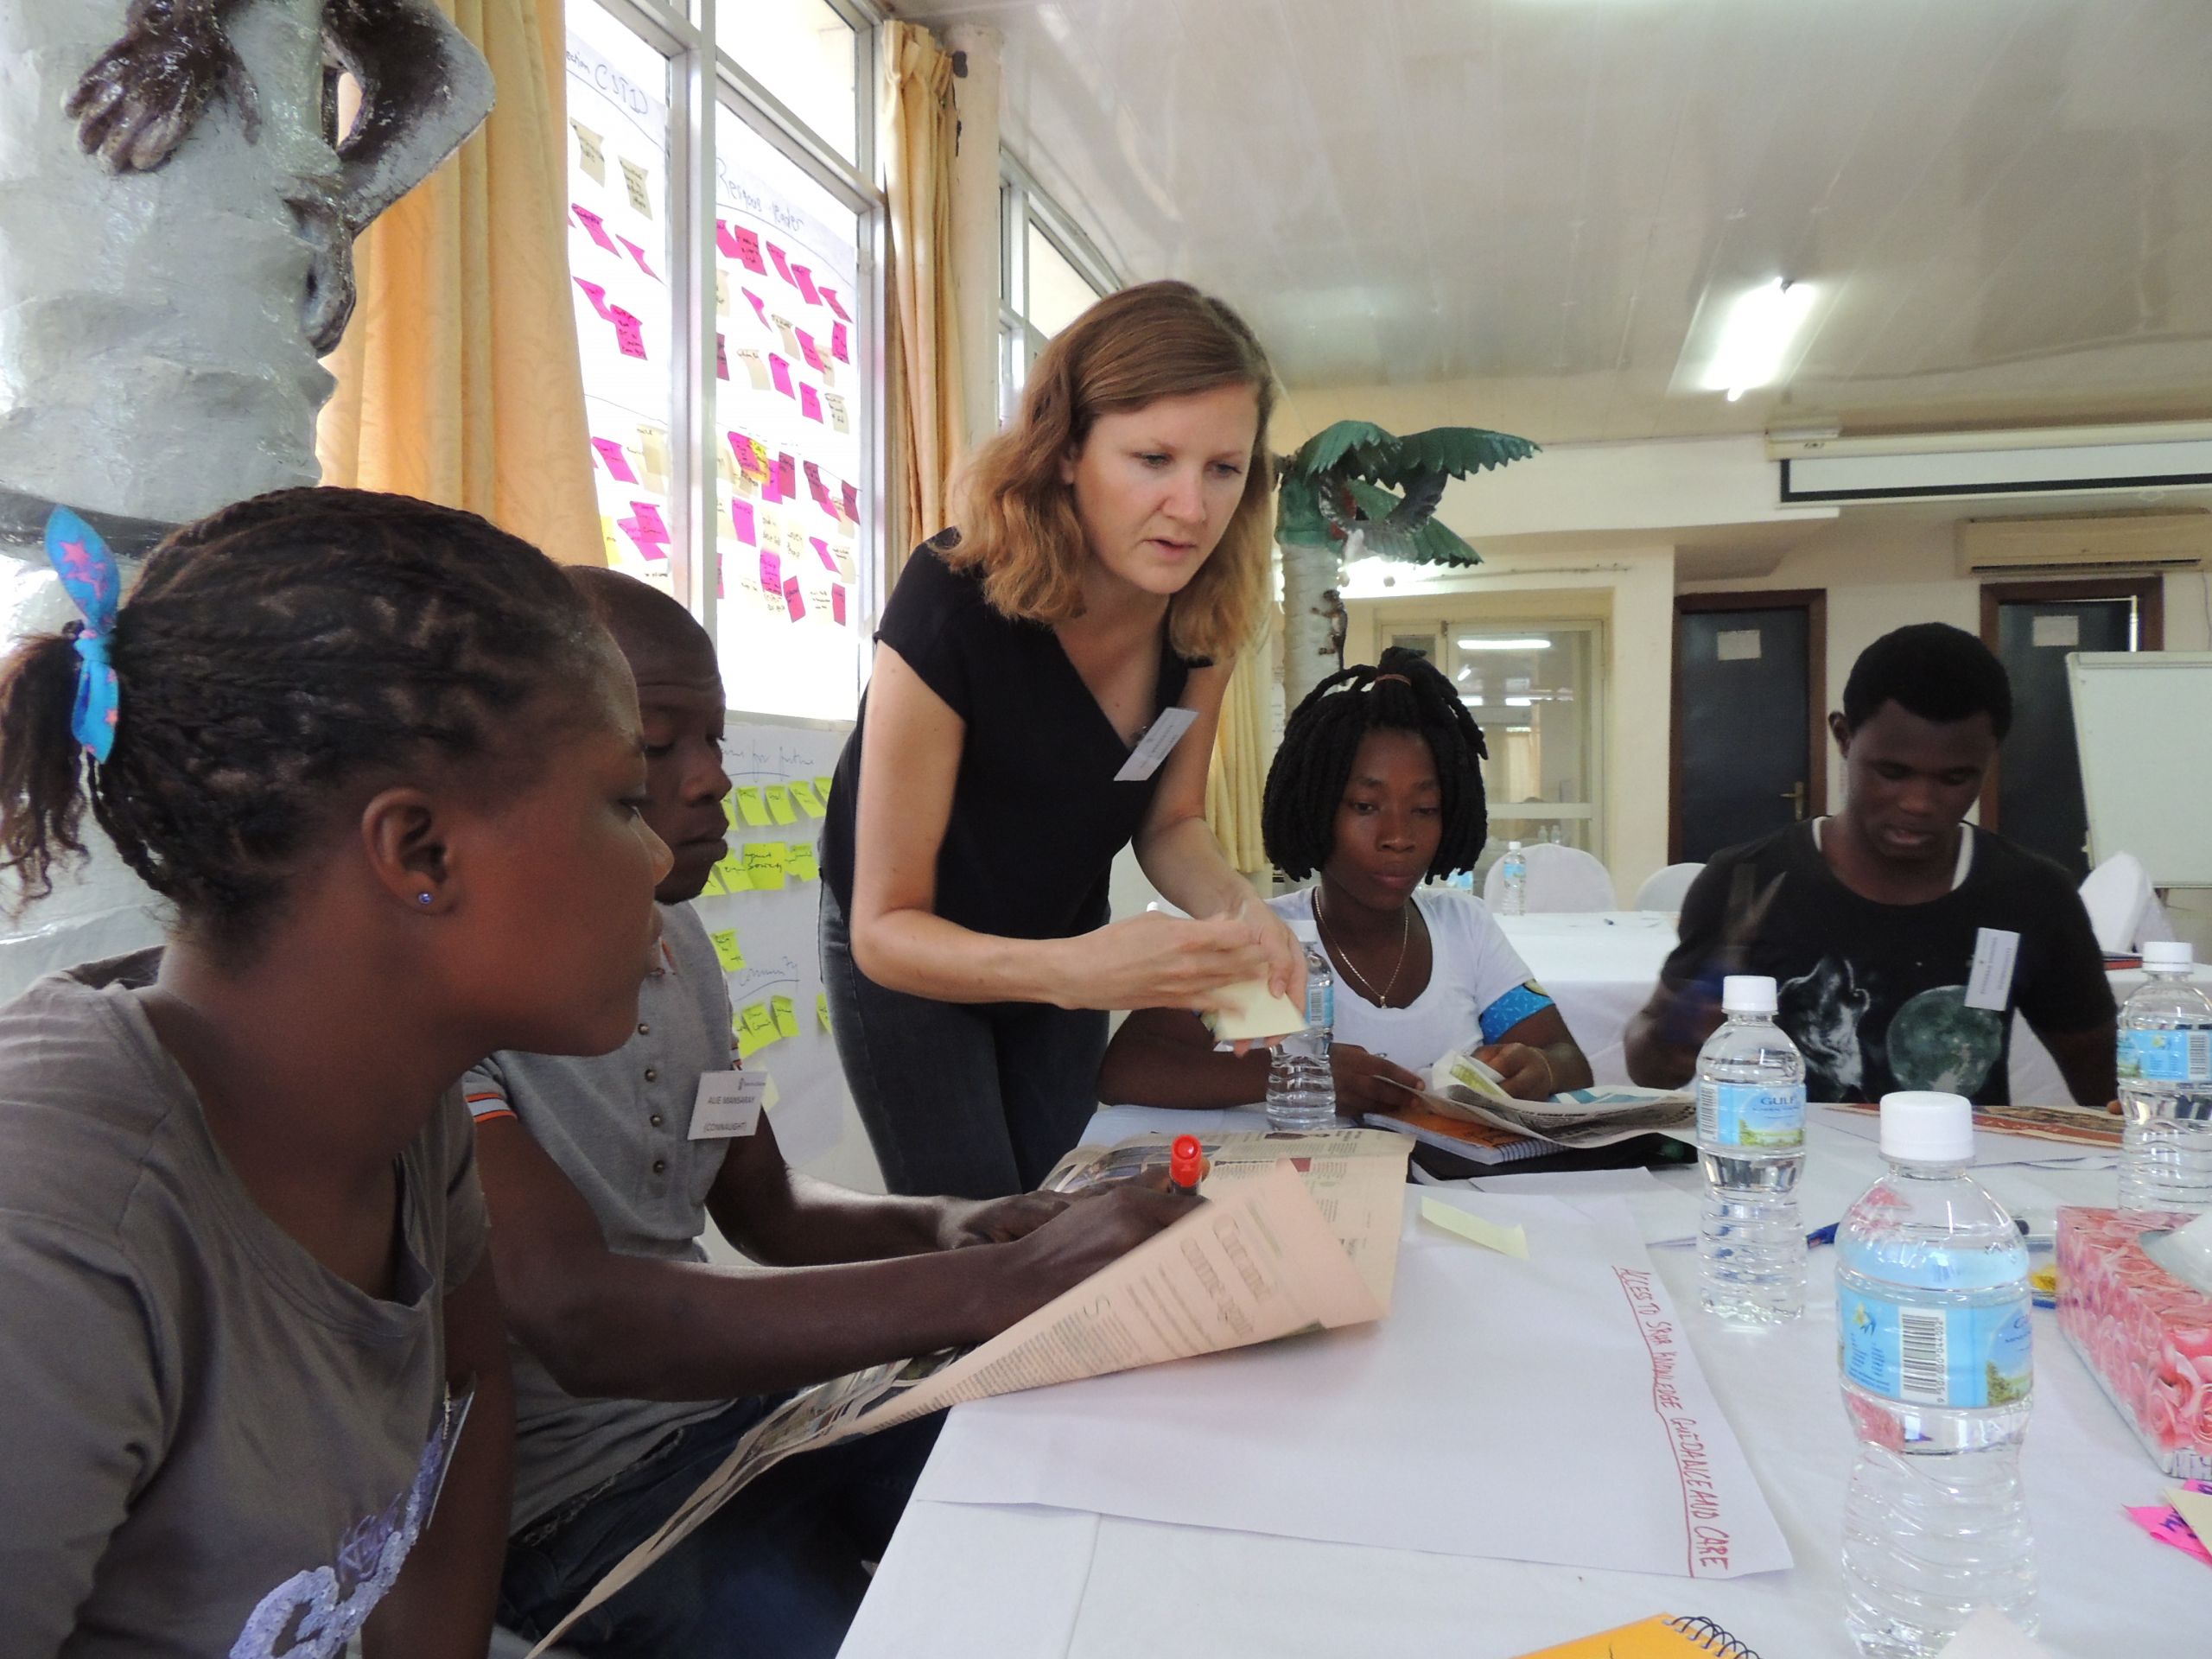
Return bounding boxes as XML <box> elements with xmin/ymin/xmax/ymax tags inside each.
<box><xmin>944</xmin><ymin>280</ymin><xmax>1277</xmax><ymax>664</ymax></box>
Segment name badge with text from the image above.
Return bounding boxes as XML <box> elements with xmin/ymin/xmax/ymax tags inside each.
<box><xmin>1113</xmin><ymin>707</ymin><xmax>1199</xmax><ymax>783</ymax></box>
<box><xmin>1963</xmin><ymin>927</ymin><xmax>2021</xmax><ymax>1012</ymax></box>
<box><xmin>690</xmin><ymin>1070</ymin><xmax>776</xmax><ymax>1140</ymax></box>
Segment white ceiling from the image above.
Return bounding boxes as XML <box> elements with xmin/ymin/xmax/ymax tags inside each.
<box><xmin>893</xmin><ymin>0</ymin><xmax>2212</xmax><ymax>444</ymax></box>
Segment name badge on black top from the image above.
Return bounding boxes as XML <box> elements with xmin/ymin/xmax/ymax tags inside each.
<box><xmin>1114</xmin><ymin>707</ymin><xmax>1198</xmax><ymax>783</ymax></box>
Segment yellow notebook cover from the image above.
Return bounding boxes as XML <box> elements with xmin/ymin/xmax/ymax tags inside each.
<box><xmin>1516</xmin><ymin>1613</ymin><xmax>1761</xmax><ymax>1659</ymax></box>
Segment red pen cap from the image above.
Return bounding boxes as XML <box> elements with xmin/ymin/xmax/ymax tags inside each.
<box><xmin>1170</xmin><ymin>1135</ymin><xmax>1205</xmax><ymax>1191</ymax></box>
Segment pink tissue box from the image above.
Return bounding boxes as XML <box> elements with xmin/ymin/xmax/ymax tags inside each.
<box><xmin>2056</xmin><ymin>1206</ymin><xmax>2212</xmax><ymax>1478</ymax></box>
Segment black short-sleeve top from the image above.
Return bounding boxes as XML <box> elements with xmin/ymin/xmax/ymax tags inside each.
<box><xmin>821</xmin><ymin>535</ymin><xmax>1209</xmax><ymax>944</ymax></box>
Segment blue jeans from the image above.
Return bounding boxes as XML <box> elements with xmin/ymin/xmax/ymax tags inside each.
<box><xmin>820</xmin><ymin>887</ymin><xmax>1108</xmax><ymax>1198</ymax></box>
<box><xmin>498</xmin><ymin>1401</ymin><xmax>941</xmax><ymax>1659</ymax></box>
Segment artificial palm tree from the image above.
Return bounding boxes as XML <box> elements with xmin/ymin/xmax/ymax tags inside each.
<box><xmin>1274</xmin><ymin>421</ymin><xmax>1539</xmax><ymax>711</ymax></box>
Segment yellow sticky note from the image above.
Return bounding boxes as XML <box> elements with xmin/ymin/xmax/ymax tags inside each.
<box><xmin>1419</xmin><ymin>1197</ymin><xmax>1529</xmax><ymax>1259</ymax></box>
<box><xmin>788</xmin><ymin>779</ymin><xmax>825</xmax><ymax>818</ymax></box>
<box><xmin>735</xmin><ymin>787</ymin><xmax>769</xmax><ymax>827</ymax></box>
<box><xmin>712</xmin><ymin>851</ymin><xmax>750</xmax><ymax>893</ymax></box>
<box><xmin>772</xmin><ymin>995</ymin><xmax>799</xmax><ymax>1039</ymax></box>
<box><xmin>2170</xmin><ymin>1487</ymin><xmax>2212</xmax><ymax>1554</ymax></box>
<box><xmin>721</xmin><ymin>794</ymin><xmax>739</xmax><ymax>829</ymax></box>
<box><xmin>813</xmin><ymin>775</ymin><xmax>834</xmax><ymax>803</ymax></box>
<box><xmin>709</xmin><ymin>928</ymin><xmax>745</xmax><ymax>973</ymax></box>
<box><xmin>785</xmin><ymin>843</ymin><xmax>819</xmax><ymax>883</ymax></box>
<box><xmin>765</xmin><ymin>784</ymin><xmax>797</xmax><ymax>825</ymax></box>
<box><xmin>1206</xmin><ymin>979</ymin><xmax>1306</xmax><ymax>1042</ymax></box>
<box><xmin>735</xmin><ymin>1024</ymin><xmax>765</xmax><ymax>1060</ymax></box>
<box><xmin>739</xmin><ymin>1001</ymin><xmax>780</xmax><ymax>1048</ymax></box>
<box><xmin>741</xmin><ymin>842</ymin><xmax>785</xmax><ymax>890</ymax></box>
<box><xmin>698</xmin><ymin>865</ymin><xmax>728</xmax><ymax>897</ymax></box>
<box><xmin>817</xmin><ymin>993</ymin><xmax>831</xmax><ymax>1033</ymax></box>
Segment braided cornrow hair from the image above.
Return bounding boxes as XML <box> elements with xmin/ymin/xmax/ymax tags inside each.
<box><xmin>0</xmin><ymin>487</ymin><xmax>603</xmax><ymax>955</ymax></box>
<box><xmin>1261</xmin><ymin>646</ymin><xmax>1490</xmax><ymax>881</ymax></box>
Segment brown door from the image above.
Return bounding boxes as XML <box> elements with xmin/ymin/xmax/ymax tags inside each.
<box><xmin>1980</xmin><ymin>577</ymin><xmax>2163</xmax><ymax>880</ymax></box>
<box><xmin>1672</xmin><ymin>591</ymin><xmax>1827</xmax><ymax>862</ymax></box>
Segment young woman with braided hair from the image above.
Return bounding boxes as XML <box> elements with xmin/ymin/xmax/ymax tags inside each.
<box><xmin>1099</xmin><ymin>648</ymin><xmax>1592</xmax><ymax>1112</ymax></box>
<box><xmin>0</xmin><ymin>489</ymin><xmax>671</xmax><ymax>1656</ymax></box>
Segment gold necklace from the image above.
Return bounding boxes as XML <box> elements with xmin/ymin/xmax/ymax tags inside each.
<box><xmin>1317</xmin><ymin>888</ymin><xmax>1413</xmax><ymax>1007</ymax></box>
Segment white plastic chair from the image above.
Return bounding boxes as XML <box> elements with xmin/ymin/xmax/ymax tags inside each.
<box><xmin>1483</xmin><ymin>842</ymin><xmax>1617</xmax><ymax>912</ymax></box>
<box><xmin>1635</xmin><ymin>861</ymin><xmax>1704</xmax><ymax>913</ymax></box>
<box><xmin>2079</xmin><ymin>852</ymin><xmax>2152</xmax><ymax>953</ymax></box>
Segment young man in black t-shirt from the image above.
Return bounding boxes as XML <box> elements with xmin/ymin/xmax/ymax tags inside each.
<box><xmin>1627</xmin><ymin>623</ymin><xmax>2117</xmax><ymax>1107</ymax></box>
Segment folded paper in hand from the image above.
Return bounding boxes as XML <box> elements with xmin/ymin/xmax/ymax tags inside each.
<box><xmin>1205</xmin><ymin>976</ymin><xmax>1306</xmax><ymax>1042</ymax></box>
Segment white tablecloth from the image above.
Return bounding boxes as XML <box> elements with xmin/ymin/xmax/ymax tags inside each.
<box><xmin>1493</xmin><ymin>911</ymin><xmax>2143</xmax><ymax>1107</ymax></box>
<box><xmin>840</xmin><ymin>1109</ymin><xmax>2202</xmax><ymax>1659</ymax></box>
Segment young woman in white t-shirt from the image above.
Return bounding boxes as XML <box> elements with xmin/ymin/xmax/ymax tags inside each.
<box><xmin>1099</xmin><ymin>650</ymin><xmax>1592</xmax><ymax>1112</ymax></box>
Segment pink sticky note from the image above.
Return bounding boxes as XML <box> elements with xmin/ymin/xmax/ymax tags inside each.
<box><xmin>820</xmin><ymin>286</ymin><xmax>849</xmax><ymax>321</ymax></box>
<box><xmin>760</xmin><ymin>464</ymin><xmax>782</xmax><ymax>505</ymax></box>
<box><xmin>741</xmin><ymin>289</ymin><xmax>770</xmax><ymax>329</ymax></box>
<box><xmin>769</xmin><ymin>354</ymin><xmax>794</xmax><ymax>396</ymax></box>
<box><xmin>783</xmin><ymin>575</ymin><xmax>806</xmax><ymax>621</ymax></box>
<box><xmin>831</xmin><ymin>582</ymin><xmax>848</xmax><ymax>626</ymax></box>
<box><xmin>799</xmin><ymin>385</ymin><xmax>823</xmax><ymax>423</ymax></box>
<box><xmin>618</xmin><ymin>518</ymin><xmax>668</xmax><ymax>563</ymax></box>
<box><xmin>831</xmin><ymin>321</ymin><xmax>850</xmax><ymax>363</ymax></box>
<box><xmin>776</xmin><ymin>454</ymin><xmax>798</xmax><ymax>499</ymax></box>
<box><xmin>841</xmin><ymin>481</ymin><xmax>860</xmax><ymax>521</ymax></box>
<box><xmin>797</xmin><ymin>330</ymin><xmax>826</xmax><ymax>372</ymax></box>
<box><xmin>608</xmin><ymin>307</ymin><xmax>646</xmax><ymax>359</ymax></box>
<box><xmin>812</xmin><ymin>537</ymin><xmax>836</xmax><ymax>572</ymax></box>
<box><xmin>2131</xmin><ymin>1506</ymin><xmax>2212</xmax><ymax>1566</ymax></box>
<box><xmin>715</xmin><ymin>334</ymin><xmax>729</xmax><ymax>380</ymax></box>
<box><xmin>804</xmin><ymin>459</ymin><xmax>823</xmax><ymax>493</ymax></box>
<box><xmin>590</xmin><ymin>437</ymin><xmax>637</xmax><ymax>482</ymax></box>
<box><xmin>715</xmin><ymin>549</ymin><xmax>725</xmax><ymax>601</ymax></box>
<box><xmin>629</xmin><ymin>500</ymin><xmax>668</xmax><ymax>538</ymax></box>
<box><xmin>574</xmin><ymin>276</ymin><xmax>613</xmax><ymax>319</ymax></box>
<box><xmin>733</xmin><ymin>226</ymin><xmax>766</xmax><ymax>275</ymax></box>
<box><xmin>728</xmin><ymin>432</ymin><xmax>764</xmax><ymax>477</ymax></box>
<box><xmin>715</xmin><ymin>219</ymin><xmax>741</xmax><ymax>260</ymax></box>
<box><xmin>572</xmin><ymin>203</ymin><xmax>618</xmax><ymax>252</ymax></box>
<box><xmin>730</xmin><ymin>500</ymin><xmax>757</xmax><ymax>545</ymax></box>
<box><xmin>767</xmin><ymin>242</ymin><xmax>795</xmax><ymax>285</ymax></box>
<box><xmin>759</xmin><ymin>550</ymin><xmax>782</xmax><ymax>594</ymax></box>
<box><xmin>617</xmin><ymin>235</ymin><xmax>659</xmax><ymax>280</ymax></box>
<box><xmin>791</xmin><ymin>263</ymin><xmax>821</xmax><ymax>305</ymax></box>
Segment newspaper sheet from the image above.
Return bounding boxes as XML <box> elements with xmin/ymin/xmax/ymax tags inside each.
<box><xmin>1381</xmin><ymin>1053</ymin><xmax>1694</xmax><ymax>1150</ymax></box>
<box><xmin>528</xmin><ymin>1146</ymin><xmax>1404</xmax><ymax>1656</ymax></box>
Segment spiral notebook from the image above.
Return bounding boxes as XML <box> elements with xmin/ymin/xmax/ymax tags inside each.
<box><xmin>1516</xmin><ymin>1613</ymin><xmax>1762</xmax><ymax>1659</ymax></box>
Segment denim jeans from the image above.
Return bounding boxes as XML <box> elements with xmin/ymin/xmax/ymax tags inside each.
<box><xmin>497</xmin><ymin>1400</ymin><xmax>941</xmax><ymax>1659</ymax></box>
<box><xmin>820</xmin><ymin>886</ymin><xmax>1108</xmax><ymax>1198</ymax></box>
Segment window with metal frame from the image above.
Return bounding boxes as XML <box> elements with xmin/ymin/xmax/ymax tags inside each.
<box><xmin>997</xmin><ymin>156</ymin><xmax>1119</xmax><ymax>425</ymax></box>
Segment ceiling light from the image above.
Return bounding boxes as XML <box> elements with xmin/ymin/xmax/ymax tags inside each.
<box><xmin>1505</xmin><ymin>696</ymin><xmax>1535</xmax><ymax>707</ymax></box>
<box><xmin>1460</xmin><ymin>695</ymin><xmax>1484</xmax><ymax>707</ymax></box>
<box><xmin>1455</xmin><ymin>665</ymin><xmax>1471</xmax><ymax>682</ymax></box>
<box><xmin>1701</xmin><ymin>278</ymin><xmax>1817</xmax><ymax>401</ymax></box>
<box><xmin>1455</xmin><ymin>637</ymin><xmax>1553</xmax><ymax>651</ymax></box>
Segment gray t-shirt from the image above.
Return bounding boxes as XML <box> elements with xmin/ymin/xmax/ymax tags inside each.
<box><xmin>464</xmin><ymin>902</ymin><xmax>741</xmax><ymax>1529</ymax></box>
<box><xmin>0</xmin><ymin>950</ymin><xmax>488</xmax><ymax>1657</ymax></box>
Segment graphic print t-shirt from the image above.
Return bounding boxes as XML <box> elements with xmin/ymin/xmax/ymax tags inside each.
<box><xmin>1659</xmin><ymin>824</ymin><xmax>2113</xmax><ymax>1105</ymax></box>
<box><xmin>0</xmin><ymin>951</ymin><xmax>488</xmax><ymax>1657</ymax></box>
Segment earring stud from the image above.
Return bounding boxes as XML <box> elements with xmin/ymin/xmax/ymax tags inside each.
<box><xmin>417</xmin><ymin>893</ymin><xmax>434</xmax><ymax>906</ymax></box>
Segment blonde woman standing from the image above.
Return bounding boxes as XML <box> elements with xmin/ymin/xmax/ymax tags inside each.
<box><xmin>820</xmin><ymin>282</ymin><xmax>1299</xmax><ymax>1197</ymax></box>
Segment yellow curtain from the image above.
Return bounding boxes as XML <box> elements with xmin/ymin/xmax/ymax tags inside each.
<box><xmin>1207</xmin><ymin>610</ymin><xmax>1275</xmax><ymax>874</ymax></box>
<box><xmin>318</xmin><ymin>0</ymin><xmax>601</xmax><ymax>566</ymax></box>
<box><xmin>882</xmin><ymin>22</ymin><xmax>963</xmax><ymax>566</ymax></box>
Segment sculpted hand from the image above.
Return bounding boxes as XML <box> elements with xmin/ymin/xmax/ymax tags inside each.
<box><xmin>67</xmin><ymin>3</ymin><xmax>263</xmax><ymax>174</ymax></box>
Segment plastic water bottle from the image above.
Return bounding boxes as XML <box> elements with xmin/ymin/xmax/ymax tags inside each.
<box><xmin>1497</xmin><ymin>842</ymin><xmax>1527</xmax><ymax>917</ymax></box>
<box><xmin>2116</xmin><ymin>941</ymin><xmax>2212</xmax><ymax>1215</ymax></box>
<box><xmin>1839</xmin><ymin>1091</ymin><xmax>2035</xmax><ymax>1656</ymax></box>
<box><xmin>1265</xmin><ymin>921</ymin><xmax>1336</xmax><ymax>1131</ymax></box>
<box><xmin>1695</xmin><ymin>975</ymin><xmax>1807</xmax><ymax>1323</ymax></box>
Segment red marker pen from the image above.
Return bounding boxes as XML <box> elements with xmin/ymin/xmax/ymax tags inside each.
<box><xmin>1169</xmin><ymin>1135</ymin><xmax>1205</xmax><ymax>1197</ymax></box>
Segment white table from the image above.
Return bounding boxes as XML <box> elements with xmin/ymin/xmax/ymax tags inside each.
<box><xmin>1493</xmin><ymin>911</ymin><xmax>2163</xmax><ymax>1107</ymax></box>
<box><xmin>841</xmin><ymin>1109</ymin><xmax>2204</xmax><ymax>1659</ymax></box>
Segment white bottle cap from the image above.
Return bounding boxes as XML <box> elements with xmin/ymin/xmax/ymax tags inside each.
<box><xmin>1879</xmin><ymin>1091</ymin><xmax>1974</xmax><ymax>1163</ymax></box>
<box><xmin>1290</xmin><ymin>919</ymin><xmax>1319</xmax><ymax>944</ymax></box>
<box><xmin>1506</xmin><ymin>840</ymin><xmax>1522</xmax><ymax>852</ymax></box>
<box><xmin>1721</xmin><ymin>975</ymin><xmax>1777</xmax><ymax>1014</ymax></box>
<box><xmin>2144</xmin><ymin>940</ymin><xmax>2194</xmax><ymax>969</ymax></box>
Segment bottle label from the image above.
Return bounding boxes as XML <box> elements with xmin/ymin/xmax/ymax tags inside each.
<box><xmin>1306</xmin><ymin>973</ymin><xmax>1332</xmax><ymax>1033</ymax></box>
<box><xmin>1697</xmin><ymin>1080</ymin><xmax>1805</xmax><ymax>1149</ymax></box>
<box><xmin>1838</xmin><ymin>1287</ymin><xmax>2032</xmax><ymax>1408</ymax></box>
<box><xmin>2123</xmin><ymin>1027</ymin><xmax>2212</xmax><ymax>1084</ymax></box>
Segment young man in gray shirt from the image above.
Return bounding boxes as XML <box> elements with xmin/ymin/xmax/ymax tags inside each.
<box><xmin>469</xmin><ymin>571</ymin><xmax>1186</xmax><ymax>1658</ymax></box>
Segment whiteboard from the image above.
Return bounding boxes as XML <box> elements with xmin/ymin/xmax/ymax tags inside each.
<box><xmin>2069</xmin><ymin>651</ymin><xmax>2212</xmax><ymax>887</ymax></box>
<box><xmin>695</xmin><ymin>719</ymin><xmax>879</xmax><ymax>1190</ymax></box>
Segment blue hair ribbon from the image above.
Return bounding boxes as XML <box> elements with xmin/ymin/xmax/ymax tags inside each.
<box><xmin>42</xmin><ymin>506</ymin><xmax>122</xmax><ymax>762</ymax></box>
